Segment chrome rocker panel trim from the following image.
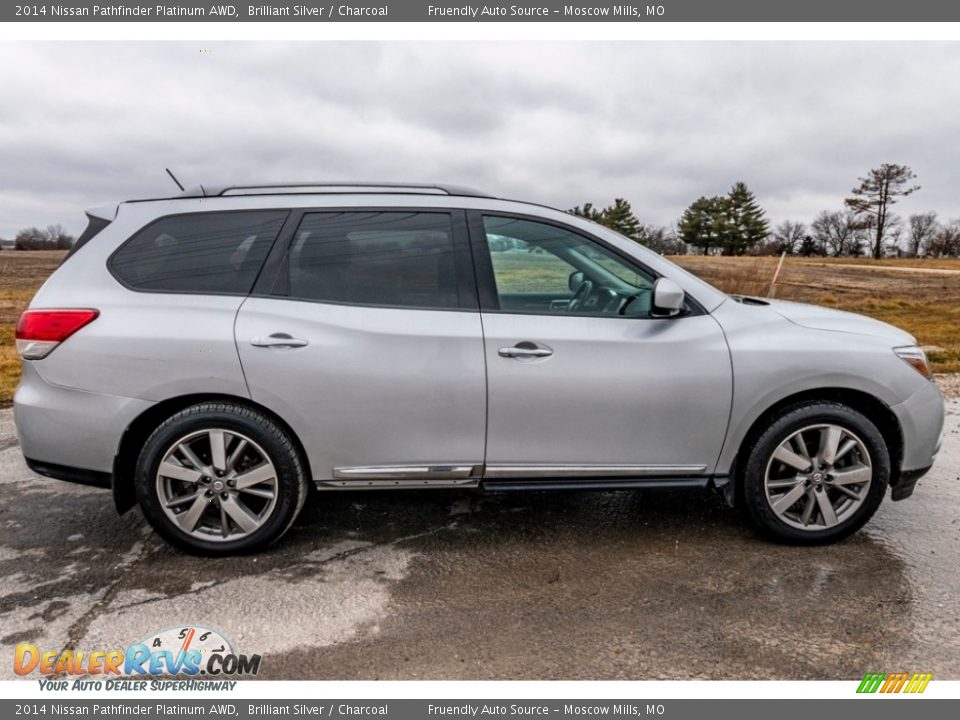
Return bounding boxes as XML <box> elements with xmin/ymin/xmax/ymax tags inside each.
<box><xmin>320</xmin><ymin>463</ymin><xmax>712</xmax><ymax>491</ymax></box>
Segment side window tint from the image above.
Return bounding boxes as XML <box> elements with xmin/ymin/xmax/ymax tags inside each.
<box><xmin>110</xmin><ymin>211</ymin><xmax>287</xmax><ymax>294</ymax></box>
<box><xmin>286</xmin><ymin>211</ymin><xmax>461</xmax><ymax>310</ymax></box>
<box><xmin>483</xmin><ymin>216</ymin><xmax>656</xmax><ymax>317</ymax></box>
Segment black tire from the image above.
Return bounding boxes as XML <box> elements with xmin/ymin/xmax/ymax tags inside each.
<box><xmin>135</xmin><ymin>402</ymin><xmax>308</xmax><ymax>556</ymax></box>
<box><xmin>741</xmin><ymin>401</ymin><xmax>889</xmax><ymax>545</ymax></box>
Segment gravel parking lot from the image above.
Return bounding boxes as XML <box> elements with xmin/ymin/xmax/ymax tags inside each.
<box><xmin>1</xmin><ymin>397</ymin><xmax>958</xmax><ymax>681</ymax></box>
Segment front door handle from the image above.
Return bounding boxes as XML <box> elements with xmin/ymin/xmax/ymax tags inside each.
<box><xmin>498</xmin><ymin>342</ymin><xmax>553</xmax><ymax>359</ymax></box>
<box><xmin>250</xmin><ymin>333</ymin><xmax>309</xmax><ymax>349</ymax></box>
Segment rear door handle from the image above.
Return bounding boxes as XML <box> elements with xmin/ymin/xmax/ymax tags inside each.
<box><xmin>498</xmin><ymin>343</ymin><xmax>553</xmax><ymax>359</ymax></box>
<box><xmin>250</xmin><ymin>333</ymin><xmax>309</xmax><ymax>349</ymax></box>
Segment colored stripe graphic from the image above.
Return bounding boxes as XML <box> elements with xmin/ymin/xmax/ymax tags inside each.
<box><xmin>857</xmin><ymin>672</ymin><xmax>931</xmax><ymax>693</ymax></box>
<box><xmin>883</xmin><ymin>672</ymin><xmax>906</xmax><ymax>693</ymax></box>
<box><xmin>857</xmin><ymin>673</ymin><xmax>885</xmax><ymax>693</ymax></box>
<box><xmin>907</xmin><ymin>674</ymin><xmax>933</xmax><ymax>693</ymax></box>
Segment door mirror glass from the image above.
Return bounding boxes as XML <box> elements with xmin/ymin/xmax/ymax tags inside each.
<box><xmin>651</xmin><ymin>278</ymin><xmax>685</xmax><ymax>317</ymax></box>
<box><xmin>568</xmin><ymin>270</ymin><xmax>585</xmax><ymax>293</ymax></box>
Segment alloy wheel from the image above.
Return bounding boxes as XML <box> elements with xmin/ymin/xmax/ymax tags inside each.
<box><xmin>763</xmin><ymin>423</ymin><xmax>873</xmax><ymax>531</ymax></box>
<box><xmin>156</xmin><ymin>428</ymin><xmax>279</xmax><ymax>542</ymax></box>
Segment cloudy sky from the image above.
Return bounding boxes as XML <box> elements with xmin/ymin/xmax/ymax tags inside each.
<box><xmin>1</xmin><ymin>42</ymin><xmax>959</xmax><ymax>238</ymax></box>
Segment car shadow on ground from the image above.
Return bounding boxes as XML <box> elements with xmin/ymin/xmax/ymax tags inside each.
<box><xmin>0</xmin><ymin>471</ymin><xmax>931</xmax><ymax>680</ymax></box>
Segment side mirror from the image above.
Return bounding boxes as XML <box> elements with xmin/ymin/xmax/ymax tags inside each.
<box><xmin>651</xmin><ymin>278</ymin><xmax>685</xmax><ymax>317</ymax></box>
<box><xmin>568</xmin><ymin>270</ymin><xmax>585</xmax><ymax>293</ymax></box>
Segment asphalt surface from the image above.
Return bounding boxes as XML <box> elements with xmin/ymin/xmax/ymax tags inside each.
<box><xmin>1</xmin><ymin>401</ymin><xmax>959</xmax><ymax>681</ymax></box>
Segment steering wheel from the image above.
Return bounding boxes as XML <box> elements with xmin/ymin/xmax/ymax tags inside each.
<box><xmin>567</xmin><ymin>279</ymin><xmax>595</xmax><ymax>312</ymax></box>
<box><xmin>618</xmin><ymin>289</ymin><xmax>650</xmax><ymax>316</ymax></box>
<box><xmin>618</xmin><ymin>293</ymin><xmax>639</xmax><ymax>316</ymax></box>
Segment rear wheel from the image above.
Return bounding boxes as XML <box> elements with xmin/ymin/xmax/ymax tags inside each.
<box><xmin>742</xmin><ymin>401</ymin><xmax>889</xmax><ymax>544</ymax></box>
<box><xmin>135</xmin><ymin>402</ymin><xmax>308</xmax><ymax>555</ymax></box>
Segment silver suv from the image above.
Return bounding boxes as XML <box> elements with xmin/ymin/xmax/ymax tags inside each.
<box><xmin>14</xmin><ymin>183</ymin><xmax>945</xmax><ymax>554</ymax></box>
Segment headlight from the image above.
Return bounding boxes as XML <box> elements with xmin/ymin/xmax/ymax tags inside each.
<box><xmin>894</xmin><ymin>345</ymin><xmax>933</xmax><ymax>380</ymax></box>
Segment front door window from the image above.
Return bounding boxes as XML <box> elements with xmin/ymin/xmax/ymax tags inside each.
<box><xmin>483</xmin><ymin>216</ymin><xmax>656</xmax><ymax>317</ymax></box>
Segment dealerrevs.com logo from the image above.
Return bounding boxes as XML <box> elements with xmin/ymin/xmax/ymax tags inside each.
<box><xmin>14</xmin><ymin>626</ymin><xmax>261</xmax><ymax>689</ymax></box>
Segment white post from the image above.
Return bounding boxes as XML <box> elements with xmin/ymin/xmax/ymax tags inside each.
<box><xmin>768</xmin><ymin>252</ymin><xmax>787</xmax><ymax>298</ymax></box>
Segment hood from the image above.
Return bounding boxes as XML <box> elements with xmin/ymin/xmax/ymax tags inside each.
<box><xmin>743</xmin><ymin>297</ymin><xmax>916</xmax><ymax>344</ymax></box>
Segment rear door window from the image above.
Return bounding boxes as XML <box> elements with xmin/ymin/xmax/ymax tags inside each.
<box><xmin>110</xmin><ymin>210</ymin><xmax>288</xmax><ymax>294</ymax></box>
<box><xmin>283</xmin><ymin>211</ymin><xmax>465</xmax><ymax>310</ymax></box>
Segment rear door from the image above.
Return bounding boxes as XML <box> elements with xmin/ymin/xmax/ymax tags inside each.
<box><xmin>235</xmin><ymin>208</ymin><xmax>487</xmax><ymax>485</ymax></box>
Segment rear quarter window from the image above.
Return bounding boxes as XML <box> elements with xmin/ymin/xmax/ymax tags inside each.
<box><xmin>109</xmin><ymin>210</ymin><xmax>288</xmax><ymax>294</ymax></box>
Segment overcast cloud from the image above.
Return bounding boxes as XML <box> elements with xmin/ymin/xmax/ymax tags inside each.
<box><xmin>1</xmin><ymin>41</ymin><xmax>959</xmax><ymax>238</ymax></box>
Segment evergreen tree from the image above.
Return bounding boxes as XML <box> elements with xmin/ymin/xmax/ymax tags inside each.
<box><xmin>678</xmin><ymin>196</ymin><xmax>721</xmax><ymax>255</ymax></box>
<box><xmin>723</xmin><ymin>182</ymin><xmax>769</xmax><ymax>255</ymax></box>
<box><xmin>798</xmin><ymin>235</ymin><xmax>821</xmax><ymax>257</ymax></box>
<box><xmin>600</xmin><ymin>198</ymin><xmax>642</xmax><ymax>241</ymax></box>
<box><xmin>569</xmin><ymin>198</ymin><xmax>642</xmax><ymax>241</ymax></box>
<box><xmin>568</xmin><ymin>203</ymin><xmax>603</xmax><ymax>223</ymax></box>
<box><xmin>677</xmin><ymin>183</ymin><xmax>768</xmax><ymax>255</ymax></box>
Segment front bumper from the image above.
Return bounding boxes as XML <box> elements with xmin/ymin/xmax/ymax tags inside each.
<box><xmin>891</xmin><ymin>465</ymin><xmax>933</xmax><ymax>501</ymax></box>
<box><xmin>889</xmin><ymin>380</ymin><xmax>945</xmax><ymax>498</ymax></box>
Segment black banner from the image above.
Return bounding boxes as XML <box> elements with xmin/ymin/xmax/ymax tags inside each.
<box><xmin>6</xmin><ymin>1</ymin><xmax>960</xmax><ymax>23</ymax></box>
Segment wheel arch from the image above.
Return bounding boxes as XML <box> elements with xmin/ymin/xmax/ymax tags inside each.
<box><xmin>727</xmin><ymin>387</ymin><xmax>904</xmax><ymax>502</ymax></box>
<box><xmin>111</xmin><ymin>393</ymin><xmax>312</xmax><ymax>514</ymax></box>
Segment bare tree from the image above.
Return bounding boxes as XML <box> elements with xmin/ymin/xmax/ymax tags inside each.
<box><xmin>811</xmin><ymin>210</ymin><xmax>860</xmax><ymax>256</ymax></box>
<box><xmin>45</xmin><ymin>224</ymin><xmax>74</xmax><ymax>250</ymax></box>
<box><xmin>14</xmin><ymin>227</ymin><xmax>46</xmax><ymax>250</ymax></box>
<box><xmin>907</xmin><ymin>212</ymin><xmax>939</xmax><ymax>257</ymax></box>
<box><xmin>14</xmin><ymin>224</ymin><xmax>74</xmax><ymax>250</ymax></box>
<box><xmin>772</xmin><ymin>220</ymin><xmax>805</xmax><ymax>254</ymax></box>
<box><xmin>925</xmin><ymin>220</ymin><xmax>960</xmax><ymax>257</ymax></box>
<box><xmin>844</xmin><ymin>163</ymin><xmax>920</xmax><ymax>259</ymax></box>
<box><xmin>637</xmin><ymin>224</ymin><xmax>687</xmax><ymax>255</ymax></box>
<box><xmin>886</xmin><ymin>218</ymin><xmax>905</xmax><ymax>257</ymax></box>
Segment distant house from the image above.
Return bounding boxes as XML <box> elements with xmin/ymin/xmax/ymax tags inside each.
<box><xmin>0</xmin><ymin>238</ymin><xmax>16</xmax><ymax>250</ymax></box>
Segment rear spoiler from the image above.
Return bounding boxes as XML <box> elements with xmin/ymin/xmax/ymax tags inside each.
<box><xmin>86</xmin><ymin>203</ymin><xmax>119</xmax><ymax>222</ymax></box>
<box><xmin>61</xmin><ymin>203</ymin><xmax>119</xmax><ymax>263</ymax></box>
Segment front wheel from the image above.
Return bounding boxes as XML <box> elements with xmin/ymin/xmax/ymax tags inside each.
<box><xmin>742</xmin><ymin>401</ymin><xmax>890</xmax><ymax>544</ymax></box>
<box><xmin>135</xmin><ymin>402</ymin><xmax>308</xmax><ymax>555</ymax></box>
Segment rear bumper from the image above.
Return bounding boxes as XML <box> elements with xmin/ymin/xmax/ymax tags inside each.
<box><xmin>24</xmin><ymin>457</ymin><xmax>112</xmax><ymax>489</ymax></box>
<box><xmin>13</xmin><ymin>362</ymin><xmax>152</xmax><ymax>476</ymax></box>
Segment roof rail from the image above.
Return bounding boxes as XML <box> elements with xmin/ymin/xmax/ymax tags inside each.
<box><xmin>177</xmin><ymin>182</ymin><xmax>495</xmax><ymax>199</ymax></box>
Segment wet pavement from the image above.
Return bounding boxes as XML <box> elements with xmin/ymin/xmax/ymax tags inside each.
<box><xmin>1</xmin><ymin>401</ymin><xmax>958</xmax><ymax>680</ymax></box>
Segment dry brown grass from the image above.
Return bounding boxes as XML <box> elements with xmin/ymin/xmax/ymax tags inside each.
<box><xmin>0</xmin><ymin>251</ymin><xmax>65</xmax><ymax>405</ymax></box>
<box><xmin>672</xmin><ymin>255</ymin><xmax>960</xmax><ymax>373</ymax></box>
<box><xmin>0</xmin><ymin>251</ymin><xmax>958</xmax><ymax>405</ymax></box>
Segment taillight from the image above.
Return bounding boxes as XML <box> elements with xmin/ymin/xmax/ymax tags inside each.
<box><xmin>15</xmin><ymin>309</ymin><xmax>99</xmax><ymax>360</ymax></box>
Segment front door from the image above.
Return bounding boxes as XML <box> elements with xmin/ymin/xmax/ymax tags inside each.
<box><xmin>236</xmin><ymin>209</ymin><xmax>486</xmax><ymax>485</ymax></box>
<box><xmin>473</xmin><ymin>213</ymin><xmax>732</xmax><ymax>480</ymax></box>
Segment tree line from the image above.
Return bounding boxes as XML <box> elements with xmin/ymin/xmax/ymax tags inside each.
<box><xmin>0</xmin><ymin>224</ymin><xmax>75</xmax><ymax>251</ymax></box>
<box><xmin>569</xmin><ymin>164</ymin><xmax>960</xmax><ymax>259</ymax></box>
<box><xmin>5</xmin><ymin>164</ymin><xmax>957</xmax><ymax>258</ymax></box>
